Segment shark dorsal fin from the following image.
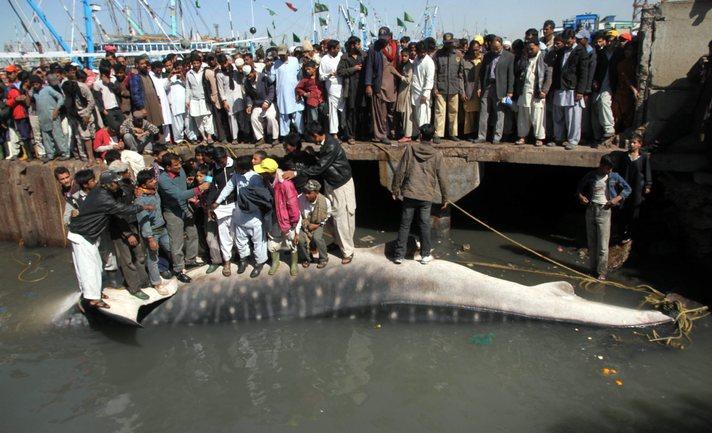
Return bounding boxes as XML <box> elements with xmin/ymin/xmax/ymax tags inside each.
<box><xmin>532</xmin><ymin>281</ymin><xmax>576</xmax><ymax>297</ymax></box>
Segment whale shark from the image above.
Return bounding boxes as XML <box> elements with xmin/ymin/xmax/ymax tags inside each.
<box><xmin>58</xmin><ymin>245</ymin><xmax>673</xmax><ymax>329</ymax></box>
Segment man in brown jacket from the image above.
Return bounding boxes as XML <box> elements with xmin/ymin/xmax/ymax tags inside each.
<box><xmin>391</xmin><ymin>123</ymin><xmax>449</xmax><ymax>264</ymax></box>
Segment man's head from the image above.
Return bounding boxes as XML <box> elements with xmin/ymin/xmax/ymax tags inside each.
<box><xmin>195</xmin><ymin>164</ymin><xmax>209</xmax><ymax>184</ymax></box>
<box><xmin>4</xmin><ymin>64</ymin><xmax>19</xmax><ymax>82</ymax></box>
<box><xmin>113</xmin><ymin>63</ymin><xmax>126</xmax><ymax>81</ymax></box>
<box><xmin>104</xmin><ymin>149</ymin><xmax>122</xmax><ymax>166</ymax></box>
<box><xmin>629</xmin><ymin>133</ymin><xmax>644</xmax><ymax>151</ymax></box>
<box><xmin>378</xmin><ymin>26</ymin><xmax>393</xmax><ymax>42</ymax></box>
<box><xmin>284</xmin><ymin>132</ymin><xmax>302</xmax><ymax>154</ymax></box>
<box><xmin>151</xmin><ymin>60</ymin><xmax>164</xmax><ymax>75</ymax></box>
<box><xmin>29</xmin><ymin>75</ymin><xmax>43</xmax><ymax>92</ymax></box>
<box><xmin>562</xmin><ymin>29</ymin><xmax>576</xmax><ymax>49</ymax></box>
<box><xmin>526</xmin><ymin>40</ymin><xmax>541</xmax><ymax>58</ymax></box>
<box><xmin>407</xmin><ymin>42</ymin><xmax>417</xmax><ymax>60</ymax></box>
<box><xmin>416</xmin><ymin>41</ymin><xmax>427</xmax><ymax>58</ymax></box>
<box><xmin>593</xmin><ymin>31</ymin><xmax>607</xmax><ymax>49</ymax></box>
<box><xmin>194</xmin><ymin>144</ymin><xmax>207</xmax><ymax>164</ymax></box>
<box><xmin>553</xmin><ymin>34</ymin><xmax>565</xmax><ymax>51</ymax></box>
<box><xmin>109</xmin><ymin>160</ymin><xmax>131</xmax><ymax>180</ymax></box>
<box><xmin>190</xmin><ymin>55</ymin><xmax>202</xmax><ymax>72</ymax></box>
<box><xmin>75</xmin><ymin>169</ymin><xmax>97</xmax><ymax>191</ymax></box>
<box><xmin>303</xmin><ymin>60</ymin><xmax>317</xmax><ymax>77</ymax></box>
<box><xmin>327</xmin><ymin>40</ymin><xmax>340</xmax><ymax>57</ymax></box>
<box><xmin>234</xmin><ymin>155</ymin><xmax>253</xmax><ymax>175</ymax></box>
<box><xmin>243</xmin><ymin>65</ymin><xmax>255</xmax><ymax>81</ymax></box>
<box><xmin>468</xmin><ymin>38</ymin><xmax>482</xmax><ymax>55</ymax></box>
<box><xmin>303</xmin><ymin>179</ymin><xmax>321</xmax><ymax>202</ymax></box>
<box><xmin>419</xmin><ymin>123</ymin><xmax>435</xmax><ymax>142</ymax></box>
<box><xmin>253</xmin><ymin>157</ymin><xmax>279</xmax><ymax>182</ymax></box>
<box><xmin>399</xmin><ymin>36</ymin><xmax>411</xmax><ymax>49</ymax></box>
<box><xmin>136</xmin><ymin>55</ymin><xmax>150</xmax><ymax>74</ymax></box>
<box><xmin>213</xmin><ymin>146</ymin><xmax>228</xmax><ymax>168</ymax></box>
<box><xmin>99</xmin><ymin>171</ymin><xmax>122</xmax><ymax>192</ymax></box>
<box><xmin>491</xmin><ymin>37</ymin><xmax>503</xmax><ymax>54</ymax></box>
<box><xmin>153</xmin><ymin>143</ymin><xmax>168</xmax><ymax>162</ymax></box>
<box><xmin>598</xmin><ymin>155</ymin><xmax>615</xmax><ymax>175</ymax></box>
<box><xmin>524</xmin><ymin>28</ymin><xmax>539</xmax><ymax>44</ymax></box>
<box><xmin>306</xmin><ymin>121</ymin><xmax>326</xmax><ymax>143</ymax></box>
<box><xmin>205</xmin><ymin>54</ymin><xmax>217</xmax><ymax>68</ymax></box>
<box><xmin>54</xmin><ymin>166</ymin><xmax>72</xmax><ymax>189</ymax></box>
<box><xmin>136</xmin><ymin>169</ymin><xmax>157</xmax><ymax>190</ymax></box>
<box><xmin>443</xmin><ymin>32</ymin><xmax>455</xmax><ymax>49</ymax></box>
<box><xmin>346</xmin><ymin>36</ymin><xmax>362</xmax><ymax>54</ymax></box>
<box><xmin>543</xmin><ymin>20</ymin><xmax>556</xmax><ymax>39</ymax></box>
<box><xmin>400</xmin><ymin>49</ymin><xmax>410</xmax><ymax>63</ymax></box>
<box><xmin>252</xmin><ymin>150</ymin><xmax>267</xmax><ymax>166</ymax></box>
<box><xmin>162</xmin><ymin>153</ymin><xmax>183</xmax><ymax>174</ymax></box>
<box><xmin>575</xmin><ymin>29</ymin><xmax>590</xmax><ymax>47</ymax></box>
<box><xmin>243</xmin><ymin>53</ymin><xmax>254</xmax><ymax>66</ymax></box>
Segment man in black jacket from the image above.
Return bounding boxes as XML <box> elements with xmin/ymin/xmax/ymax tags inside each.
<box><xmin>549</xmin><ymin>29</ymin><xmax>590</xmax><ymax>150</ymax></box>
<box><xmin>591</xmin><ymin>31</ymin><xmax>618</xmax><ymax>143</ymax></box>
<box><xmin>474</xmin><ymin>36</ymin><xmax>514</xmax><ymax>144</ymax></box>
<box><xmin>208</xmin><ymin>146</ymin><xmax>238</xmax><ymax>276</ymax></box>
<box><xmin>283</xmin><ymin>122</ymin><xmax>356</xmax><ymax>264</ymax></box>
<box><xmin>67</xmin><ymin>171</ymin><xmax>153</xmax><ymax>309</ymax></box>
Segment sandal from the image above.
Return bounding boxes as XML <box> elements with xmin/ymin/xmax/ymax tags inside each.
<box><xmin>88</xmin><ymin>299</ymin><xmax>110</xmax><ymax>309</ymax></box>
<box><xmin>341</xmin><ymin>255</ymin><xmax>353</xmax><ymax>265</ymax></box>
<box><xmin>301</xmin><ymin>261</ymin><xmax>311</xmax><ymax>268</ymax></box>
<box><xmin>515</xmin><ymin>138</ymin><xmax>526</xmax><ymax>145</ymax></box>
<box><xmin>317</xmin><ymin>261</ymin><xmax>328</xmax><ymax>269</ymax></box>
<box><xmin>101</xmin><ymin>293</ymin><xmax>109</xmax><ymax>300</ymax></box>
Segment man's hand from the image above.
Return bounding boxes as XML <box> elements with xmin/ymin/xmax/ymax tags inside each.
<box><xmin>461</xmin><ymin>93</ymin><xmax>469</xmax><ymax>102</ymax></box>
<box><xmin>365</xmin><ymin>85</ymin><xmax>373</xmax><ymax>97</ymax></box>
<box><xmin>506</xmin><ymin>93</ymin><xmax>513</xmax><ymax>99</ymax></box>
<box><xmin>441</xmin><ymin>202</ymin><xmax>449</xmax><ymax>212</ymax></box>
<box><xmin>420</xmin><ymin>95</ymin><xmax>429</xmax><ymax>104</ymax></box>
<box><xmin>211</xmin><ymin>202</ymin><xmax>219</xmax><ymax>210</ymax></box>
<box><xmin>261</xmin><ymin>101</ymin><xmax>269</xmax><ymax>110</ymax></box>
<box><xmin>52</xmin><ymin>109</ymin><xmax>59</xmax><ymax>120</ymax></box>
<box><xmin>127</xmin><ymin>235</ymin><xmax>139</xmax><ymax>247</ymax></box>
<box><xmin>539</xmin><ymin>91</ymin><xmax>546</xmax><ymax>99</ymax></box>
<box><xmin>142</xmin><ymin>204</ymin><xmax>155</xmax><ymax>211</ymax></box>
<box><xmin>282</xmin><ymin>170</ymin><xmax>296</xmax><ymax>180</ymax></box>
<box><xmin>71</xmin><ymin>209</ymin><xmax>79</xmax><ymax>217</ymax></box>
<box><xmin>644</xmin><ymin>186</ymin><xmax>651</xmax><ymax>195</ymax></box>
<box><xmin>116</xmin><ymin>141</ymin><xmax>125</xmax><ymax>151</ymax></box>
<box><xmin>223</xmin><ymin>101</ymin><xmax>230</xmax><ymax>111</ymax></box>
<box><xmin>308</xmin><ymin>223</ymin><xmax>320</xmax><ymax>232</ymax></box>
<box><xmin>246</xmin><ymin>106</ymin><xmax>252</xmax><ymax>114</ymax></box>
<box><xmin>185</xmin><ymin>101</ymin><xmax>190</xmax><ymax>111</ymax></box>
<box><xmin>354</xmin><ymin>64</ymin><xmax>363</xmax><ymax>71</ymax></box>
<box><xmin>209</xmin><ymin>211</ymin><xmax>217</xmax><ymax>221</ymax></box>
<box><xmin>578</xmin><ymin>194</ymin><xmax>589</xmax><ymax>205</ymax></box>
<box><xmin>198</xmin><ymin>182</ymin><xmax>210</xmax><ymax>191</ymax></box>
<box><xmin>607</xmin><ymin>196</ymin><xmax>622</xmax><ymax>208</ymax></box>
<box><xmin>148</xmin><ymin>237</ymin><xmax>159</xmax><ymax>251</ymax></box>
<box><xmin>575</xmin><ymin>93</ymin><xmax>583</xmax><ymax>101</ymax></box>
<box><xmin>477</xmin><ymin>89</ymin><xmax>482</xmax><ymax>98</ymax></box>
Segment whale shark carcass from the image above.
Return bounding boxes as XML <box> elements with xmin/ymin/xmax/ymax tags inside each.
<box><xmin>76</xmin><ymin>245</ymin><xmax>673</xmax><ymax>328</ymax></box>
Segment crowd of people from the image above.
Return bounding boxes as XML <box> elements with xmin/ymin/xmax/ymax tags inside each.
<box><xmin>0</xmin><ymin>21</ymin><xmax>640</xmax><ymax>162</ymax></box>
<box><xmin>29</xmin><ymin>22</ymin><xmax>649</xmax><ymax>308</ymax></box>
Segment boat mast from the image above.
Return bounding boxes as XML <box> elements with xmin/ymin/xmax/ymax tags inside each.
<box><xmin>110</xmin><ymin>0</ymin><xmax>145</xmax><ymax>36</ymax></box>
<box><xmin>137</xmin><ymin>0</ymin><xmax>174</xmax><ymax>42</ymax></box>
<box><xmin>8</xmin><ymin>0</ymin><xmax>43</xmax><ymax>49</ymax></box>
<box><xmin>169</xmin><ymin>0</ymin><xmax>177</xmax><ymax>36</ymax></box>
<box><xmin>83</xmin><ymin>0</ymin><xmax>94</xmax><ymax>65</ymax></box>
<box><xmin>227</xmin><ymin>0</ymin><xmax>235</xmax><ymax>39</ymax></box>
<box><xmin>23</xmin><ymin>0</ymin><xmax>73</xmax><ymax>53</ymax></box>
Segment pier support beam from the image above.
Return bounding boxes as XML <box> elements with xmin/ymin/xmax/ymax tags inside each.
<box><xmin>379</xmin><ymin>157</ymin><xmax>481</xmax><ymax>234</ymax></box>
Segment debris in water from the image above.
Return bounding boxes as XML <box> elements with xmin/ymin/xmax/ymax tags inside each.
<box><xmin>587</xmin><ymin>337</ymin><xmax>593</xmax><ymax>340</ymax></box>
<box><xmin>614</xmin><ymin>379</ymin><xmax>624</xmax><ymax>387</ymax></box>
<box><xmin>460</xmin><ymin>243</ymin><xmax>471</xmax><ymax>252</ymax></box>
<box><xmin>557</xmin><ymin>246</ymin><xmax>564</xmax><ymax>253</ymax></box>
<box><xmin>601</xmin><ymin>368</ymin><xmax>618</xmax><ymax>376</ymax></box>
<box><xmin>469</xmin><ymin>333</ymin><xmax>494</xmax><ymax>345</ymax></box>
<box><xmin>359</xmin><ymin>235</ymin><xmax>375</xmax><ymax>243</ymax></box>
<box><xmin>596</xmin><ymin>355</ymin><xmax>604</xmax><ymax>360</ymax></box>
<box><xmin>574</xmin><ymin>328</ymin><xmax>580</xmax><ymax>332</ymax></box>
<box><xmin>374</xmin><ymin>323</ymin><xmax>382</xmax><ymax>329</ymax></box>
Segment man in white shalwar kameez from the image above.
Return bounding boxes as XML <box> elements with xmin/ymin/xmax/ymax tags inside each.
<box><xmin>186</xmin><ymin>56</ymin><xmax>215</xmax><ymax>144</ymax></box>
<box><xmin>149</xmin><ymin>64</ymin><xmax>173</xmax><ymax>143</ymax></box>
<box><xmin>410</xmin><ymin>42</ymin><xmax>436</xmax><ymax>135</ymax></box>
<box><xmin>318</xmin><ymin>40</ymin><xmax>343</xmax><ymax>138</ymax></box>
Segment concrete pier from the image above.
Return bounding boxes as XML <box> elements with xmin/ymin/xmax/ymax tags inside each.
<box><xmin>0</xmin><ymin>140</ymin><xmax>705</xmax><ymax>247</ymax></box>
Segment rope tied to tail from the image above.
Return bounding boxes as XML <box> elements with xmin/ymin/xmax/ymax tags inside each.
<box><xmin>447</xmin><ymin>201</ymin><xmax>709</xmax><ymax>348</ymax></box>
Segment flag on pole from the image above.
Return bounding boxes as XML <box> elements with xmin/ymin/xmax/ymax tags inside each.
<box><xmin>195</xmin><ymin>0</ymin><xmax>200</xmax><ymax>7</ymax></box>
<box><xmin>264</xmin><ymin>7</ymin><xmax>277</xmax><ymax>16</ymax></box>
<box><xmin>272</xmin><ymin>20</ymin><xmax>276</xmax><ymax>29</ymax></box>
<box><xmin>285</xmin><ymin>2</ymin><xmax>298</xmax><ymax>12</ymax></box>
<box><xmin>313</xmin><ymin>2</ymin><xmax>329</xmax><ymax>13</ymax></box>
<box><xmin>403</xmin><ymin>12</ymin><xmax>415</xmax><ymax>23</ymax></box>
<box><xmin>369</xmin><ymin>31</ymin><xmax>376</xmax><ymax>38</ymax></box>
<box><xmin>293</xmin><ymin>33</ymin><xmax>301</xmax><ymax>42</ymax></box>
<box><xmin>267</xmin><ymin>28</ymin><xmax>272</xmax><ymax>39</ymax></box>
<box><xmin>397</xmin><ymin>17</ymin><xmax>406</xmax><ymax>28</ymax></box>
<box><xmin>359</xmin><ymin>2</ymin><xmax>368</xmax><ymax>16</ymax></box>
<box><xmin>318</xmin><ymin>17</ymin><xmax>328</xmax><ymax>26</ymax></box>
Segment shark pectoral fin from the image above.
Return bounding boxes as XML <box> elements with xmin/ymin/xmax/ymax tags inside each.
<box><xmin>95</xmin><ymin>282</ymin><xmax>178</xmax><ymax>326</ymax></box>
<box><xmin>531</xmin><ymin>281</ymin><xmax>577</xmax><ymax>298</ymax></box>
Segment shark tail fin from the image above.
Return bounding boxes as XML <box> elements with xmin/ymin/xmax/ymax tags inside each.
<box><xmin>531</xmin><ymin>281</ymin><xmax>577</xmax><ymax>297</ymax></box>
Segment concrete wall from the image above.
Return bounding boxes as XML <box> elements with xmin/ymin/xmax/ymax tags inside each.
<box><xmin>642</xmin><ymin>0</ymin><xmax>712</xmax><ymax>142</ymax></box>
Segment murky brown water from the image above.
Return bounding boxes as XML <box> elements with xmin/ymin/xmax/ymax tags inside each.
<box><xmin>1</xmin><ymin>228</ymin><xmax>711</xmax><ymax>433</ymax></box>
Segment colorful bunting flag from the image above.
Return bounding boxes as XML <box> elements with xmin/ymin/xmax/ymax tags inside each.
<box><xmin>314</xmin><ymin>2</ymin><xmax>329</xmax><ymax>13</ymax></box>
<box><xmin>285</xmin><ymin>2</ymin><xmax>298</xmax><ymax>12</ymax></box>
<box><xmin>403</xmin><ymin>12</ymin><xmax>415</xmax><ymax>23</ymax></box>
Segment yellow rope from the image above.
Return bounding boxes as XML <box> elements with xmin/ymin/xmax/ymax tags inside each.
<box><xmin>12</xmin><ymin>251</ymin><xmax>48</xmax><ymax>284</ymax></box>
<box><xmin>447</xmin><ymin>200</ymin><xmax>709</xmax><ymax>348</ymax></box>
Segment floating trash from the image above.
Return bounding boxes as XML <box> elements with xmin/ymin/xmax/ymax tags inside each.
<box><xmin>359</xmin><ymin>235</ymin><xmax>376</xmax><ymax>243</ymax></box>
<box><xmin>601</xmin><ymin>368</ymin><xmax>618</xmax><ymax>376</ymax></box>
<box><xmin>460</xmin><ymin>243</ymin><xmax>471</xmax><ymax>252</ymax></box>
<box><xmin>614</xmin><ymin>379</ymin><xmax>624</xmax><ymax>387</ymax></box>
<box><xmin>374</xmin><ymin>323</ymin><xmax>382</xmax><ymax>329</ymax></box>
<box><xmin>469</xmin><ymin>333</ymin><xmax>494</xmax><ymax>345</ymax></box>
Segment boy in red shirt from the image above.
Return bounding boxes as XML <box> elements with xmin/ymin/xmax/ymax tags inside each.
<box><xmin>295</xmin><ymin>61</ymin><xmax>325</xmax><ymax>126</ymax></box>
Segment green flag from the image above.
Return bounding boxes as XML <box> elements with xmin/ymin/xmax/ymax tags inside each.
<box><xmin>267</xmin><ymin>28</ymin><xmax>273</xmax><ymax>39</ymax></box>
<box><xmin>319</xmin><ymin>17</ymin><xmax>328</xmax><ymax>27</ymax></box>
<box><xmin>195</xmin><ymin>0</ymin><xmax>200</xmax><ymax>8</ymax></box>
<box><xmin>293</xmin><ymin>33</ymin><xmax>301</xmax><ymax>43</ymax></box>
<box><xmin>272</xmin><ymin>20</ymin><xmax>276</xmax><ymax>29</ymax></box>
<box><xmin>264</xmin><ymin>7</ymin><xmax>277</xmax><ymax>16</ymax></box>
<box><xmin>369</xmin><ymin>31</ymin><xmax>376</xmax><ymax>38</ymax></box>
<box><xmin>403</xmin><ymin>12</ymin><xmax>415</xmax><ymax>23</ymax></box>
<box><xmin>270</xmin><ymin>41</ymin><xmax>277</xmax><ymax>47</ymax></box>
<box><xmin>397</xmin><ymin>17</ymin><xmax>406</xmax><ymax>28</ymax></box>
<box><xmin>359</xmin><ymin>1</ymin><xmax>368</xmax><ymax>16</ymax></box>
<box><xmin>314</xmin><ymin>2</ymin><xmax>329</xmax><ymax>13</ymax></box>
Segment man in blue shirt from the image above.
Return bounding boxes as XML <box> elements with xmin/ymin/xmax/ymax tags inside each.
<box><xmin>577</xmin><ymin>155</ymin><xmax>631</xmax><ymax>280</ymax></box>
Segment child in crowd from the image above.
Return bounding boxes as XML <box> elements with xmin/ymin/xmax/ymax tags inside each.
<box><xmin>189</xmin><ymin>165</ymin><xmax>222</xmax><ymax>273</ymax></box>
<box><xmin>295</xmin><ymin>60</ymin><xmax>325</xmax><ymax>125</ymax></box>
<box><xmin>298</xmin><ymin>179</ymin><xmax>332</xmax><ymax>268</ymax></box>
<box><xmin>135</xmin><ymin>169</ymin><xmax>171</xmax><ymax>295</ymax></box>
